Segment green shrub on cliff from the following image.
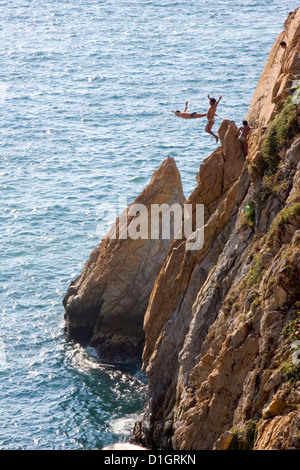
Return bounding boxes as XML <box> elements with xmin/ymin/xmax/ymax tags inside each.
<box><xmin>228</xmin><ymin>420</ymin><xmax>260</xmax><ymax>450</ymax></box>
<box><xmin>268</xmin><ymin>203</ymin><xmax>300</xmax><ymax>235</ymax></box>
<box><xmin>259</xmin><ymin>96</ymin><xmax>297</xmax><ymax>175</ymax></box>
<box><xmin>246</xmin><ymin>254</ymin><xmax>262</xmax><ymax>286</ymax></box>
<box><xmin>280</xmin><ymin>362</ymin><xmax>300</xmax><ymax>387</ymax></box>
<box><xmin>282</xmin><ymin>317</ymin><xmax>300</xmax><ymax>341</ymax></box>
<box><xmin>239</xmin><ymin>201</ymin><xmax>256</xmax><ymax>228</ymax></box>
<box><xmin>245</xmin><ymin>201</ymin><xmax>255</xmax><ymax>226</ymax></box>
<box><xmin>280</xmin><ymin>203</ymin><xmax>300</xmax><ymax>224</ymax></box>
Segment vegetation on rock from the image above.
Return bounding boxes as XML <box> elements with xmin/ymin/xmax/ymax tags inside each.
<box><xmin>259</xmin><ymin>96</ymin><xmax>298</xmax><ymax>175</ymax></box>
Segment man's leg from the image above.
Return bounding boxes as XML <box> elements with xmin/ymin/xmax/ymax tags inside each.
<box><xmin>238</xmin><ymin>137</ymin><xmax>248</xmax><ymax>157</ymax></box>
<box><xmin>205</xmin><ymin>120</ymin><xmax>219</xmax><ymax>143</ymax></box>
<box><xmin>194</xmin><ymin>113</ymin><xmax>207</xmax><ymax>119</ymax></box>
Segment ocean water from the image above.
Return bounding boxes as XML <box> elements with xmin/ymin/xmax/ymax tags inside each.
<box><xmin>0</xmin><ymin>0</ymin><xmax>298</xmax><ymax>450</ymax></box>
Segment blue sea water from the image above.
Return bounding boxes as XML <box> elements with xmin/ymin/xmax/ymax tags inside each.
<box><xmin>0</xmin><ymin>0</ymin><xmax>298</xmax><ymax>450</ymax></box>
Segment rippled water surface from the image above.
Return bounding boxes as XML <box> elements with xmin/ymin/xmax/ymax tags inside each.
<box><xmin>0</xmin><ymin>0</ymin><xmax>298</xmax><ymax>449</ymax></box>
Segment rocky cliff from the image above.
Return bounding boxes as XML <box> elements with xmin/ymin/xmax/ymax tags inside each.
<box><xmin>63</xmin><ymin>8</ymin><xmax>300</xmax><ymax>450</ymax></box>
<box><xmin>130</xmin><ymin>9</ymin><xmax>300</xmax><ymax>450</ymax></box>
<box><xmin>63</xmin><ymin>156</ymin><xmax>185</xmax><ymax>363</ymax></box>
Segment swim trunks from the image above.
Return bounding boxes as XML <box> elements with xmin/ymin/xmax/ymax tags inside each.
<box><xmin>238</xmin><ymin>136</ymin><xmax>246</xmax><ymax>142</ymax></box>
<box><xmin>191</xmin><ymin>112</ymin><xmax>197</xmax><ymax>118</ymax></box>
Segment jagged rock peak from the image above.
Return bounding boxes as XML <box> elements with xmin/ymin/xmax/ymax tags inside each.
<box><xmin>63</xmin><ymin>156</ymin><xmax>185</xmax><ymax>364</ymax></box>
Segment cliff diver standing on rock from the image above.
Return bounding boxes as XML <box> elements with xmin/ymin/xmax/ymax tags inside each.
<box><xmin>236</xmin><ymin>120</ymin><xmax>252</xmax><ymax>157</ymax></box>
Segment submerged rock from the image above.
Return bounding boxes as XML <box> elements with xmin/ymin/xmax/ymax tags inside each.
<box><xmin>63</xmin><ymin>156</ymin><xmax>185</xmax><ymax>364</ymax></box>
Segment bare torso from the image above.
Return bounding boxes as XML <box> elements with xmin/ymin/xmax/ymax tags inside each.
<box><xmin>172</xmin><ymin>110</ymin><xmax>206</xmax><ymax>120</ymax></box>
<box><xmin>207</xmin><ymin>106</ymin><xmax>216</xmax><ymax>120</ymax></box>
<box><xmin>178</xmin><ymin>112</ymin><xmax>193</xmax><ymax>119</ymax></box>
<box><xmin>238</xmin><ymin>125</ymin><xmax>251</xmax><ymax>140</ymax></box>
<box><xmin>241</xmin><ymin>126</ymin><xmax>251</xmax><ymax>138</ymax></box>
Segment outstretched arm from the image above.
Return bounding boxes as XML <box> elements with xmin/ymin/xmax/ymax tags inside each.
<box><xmin>216</xmin><ymin>96</ymin><xmax>222</xmax><ymax>106</ymax></box>
<box><xmin>184</xmin><ymin>101</ymin><xmax>188</xmax><ymax>112</ymax></box>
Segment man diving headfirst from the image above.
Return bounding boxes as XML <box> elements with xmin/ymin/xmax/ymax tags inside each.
<box><xmin>172</xmin><ymin>101</ymin><xmax>206</xmax><ymax>120</ymax></box>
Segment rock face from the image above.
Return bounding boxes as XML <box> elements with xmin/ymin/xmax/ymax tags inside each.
<box><xmin>63</xmin><ymin>7</ymin><xmax>300</xmax><ymax>450</ymax></box>
<box><xmin>142</xmin><ymin>120</ymin><xmax>246</xmax><ymax>371</ymax></box>
<box><xmin>130</xmin><ymin>8</ymin><xmax>300</xmax><ymax>450</ymax></box>
<box><xmin>63</xmin><ymin>156</ymin><xmax>185</xmax><ymax>363</ymax></box>
<box><xmin>132</xmin><ymin>119</ymin><xmax>249</xmax><ymax>451</ymax></box>
<box><xmin>246</xmin><ymin>8</ymin><xmax>300</xmax><ymax>127</ymax></box>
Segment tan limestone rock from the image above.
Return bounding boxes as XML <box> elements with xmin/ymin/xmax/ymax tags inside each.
<box><xmin>262</xmin><ymin>387</ymin><xmax>289</xmax><ymax>419</ymax></box>
<box><xmin>130</xmin><ymin>9</ymin><xmax>300</xmax><ymax>451</ymax></box>
<box><xmin>221</xmin><ymin>120</ymin><xmax>245</xmax><ymax>191</ymax></box>
<box><xmin>213</xmin><ymin>431</ymin><xmax>234</xmax><ymax>450</ymax></box>
<box><xmin>246</xmin><ymin>7</ymin><xmax>300</xmax><ymax>128</ymax></box>
<box><xmin>254</xmin><ymin>412</ymin><xmax>300</xmax><ymax>450</ymax></box>
<box><xmin>130</xmin><ymin>125</ymin><xmax>250</xmax><ymax>450</ymax></box>
<box><xmin>142</xmin><ymin>133</ymin><xmax>248</xmax><ymax>371</ymax></box>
